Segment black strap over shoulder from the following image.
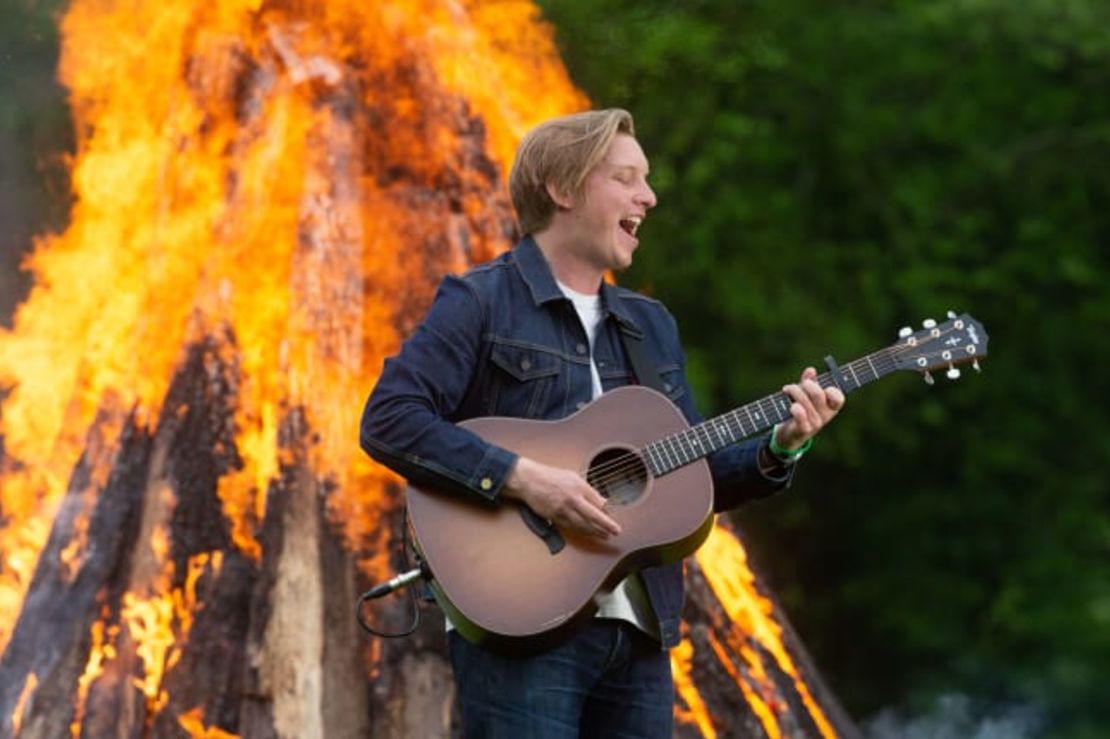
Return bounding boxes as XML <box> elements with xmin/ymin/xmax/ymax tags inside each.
<box><xmin>618</xmin><ymin>324</ymin><xmax>666</xmax><ymax>393</ymax></box>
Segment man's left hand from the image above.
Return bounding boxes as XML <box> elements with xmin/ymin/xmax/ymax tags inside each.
<box><xmin>776</xmin><ymin>367</ymin><xmax>845</xmax><ymax>450</ymax></box>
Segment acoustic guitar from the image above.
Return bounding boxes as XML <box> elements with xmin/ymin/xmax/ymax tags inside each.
<box><xmin>406</xmin><ymin>313</ymin><xmax>988</xmax><ymax>653</ymax></box>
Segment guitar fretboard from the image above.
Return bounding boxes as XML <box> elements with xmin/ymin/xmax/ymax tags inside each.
<box><xmin>641</xmin><ymin>345</ymin><xmax>903</xmax><ymax>476</ymax></box>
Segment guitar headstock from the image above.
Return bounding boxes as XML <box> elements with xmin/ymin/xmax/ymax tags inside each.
<box><xmin>892</xmin><ymin>312</ymin><xmax>988</xmax><ymax>384</ymax></box>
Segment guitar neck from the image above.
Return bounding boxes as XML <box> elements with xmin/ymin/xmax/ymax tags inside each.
<box><xmin>642</xmin><ymin>345</ymin><xmax>899</xmax><ymax>476</ymax></box>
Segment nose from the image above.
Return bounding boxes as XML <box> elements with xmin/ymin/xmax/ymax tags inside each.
<box><xmin>637</xmin><ymin>180</ymin><xmax>657</xmax><ymax>210</ymax></box>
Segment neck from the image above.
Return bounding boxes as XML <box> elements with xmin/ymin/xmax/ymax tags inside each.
<box><xmin>532</xmin><ymin>230</ymin><xmax>604</xmax><ymax>295</ymax></box>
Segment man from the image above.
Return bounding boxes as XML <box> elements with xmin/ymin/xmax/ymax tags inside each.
<box><xmin>360</xmin><ymin>108</ymin><xmax>843</xmax><ymax>738</ymax></box>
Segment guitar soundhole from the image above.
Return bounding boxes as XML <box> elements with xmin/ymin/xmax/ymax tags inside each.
<box><xmin>586</xmin><ymin>447</ymin><xmax>648</xmax><ymax>506</ymax></box>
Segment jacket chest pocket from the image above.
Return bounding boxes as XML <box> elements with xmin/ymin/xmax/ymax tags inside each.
<box><xmin>488</xmin><ymin>344</ymin><xmax>561</xmax><ymax>418</ymax></box>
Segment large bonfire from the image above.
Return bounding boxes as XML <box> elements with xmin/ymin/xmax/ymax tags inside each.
<box><xmin>0</xmin><ymin>1</ymin><xmax>855</xmax><ymax>737</ymax></box>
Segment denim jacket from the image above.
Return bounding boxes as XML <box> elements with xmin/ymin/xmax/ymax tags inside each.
<box><xmin>361</xmin><ymin>236</ymin><xmax>791</xmax><ymax>648</ymax></box>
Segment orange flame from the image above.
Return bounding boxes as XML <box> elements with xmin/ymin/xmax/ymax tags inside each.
<box><xmin>0</xmin><ymin>0</ymin><xmax>585</xmax><ymax>654</ymax></box>
<box><xmin>693</xmin><ymin>523</ymin><xmax>838</xmax><ymax>738</ymax></box>
<box><xmin>71</xmin><ymin>613</ymin><xmax>119</xmax><ymax>738</ymax></box>
<box><xmin>121</xmin><ymin>549</ymin><xmax>224</xmax><ymax>719</ymax></box>
<box><xmin>672</xmin><ymin>632</ymin><xmax>719</xmax><ymax>739</ymax></box>
<box><xmin>179</xmin><ymin>706</ymin><xmax>241</xmax><ymax>739</ymax></box>
<box><xmin>11</xmin><ymin>672</ymin><xmax>37</xmax><ymax>736</ymax></box>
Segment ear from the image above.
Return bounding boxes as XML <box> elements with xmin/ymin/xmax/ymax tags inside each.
<box><xmin>544</xmin><ymin>181</ymin><xmax>575</xmax><ymax>210</ymax></box>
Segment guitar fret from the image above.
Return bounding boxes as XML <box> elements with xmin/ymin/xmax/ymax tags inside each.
<box><xmin>688</xmin><ymin>430</ymin><xmax>703</xmax><ymax>455</ymax></box>
<box><xmin>655</xmin><ymin>439</ymin><xmax>670</xmax><ymax>470</ymax></box>
<box><xmin>676</xmin><ymin>431</ymin><xmax>690</xmax><ymax>462</ymax></box>
<box><xmin>692</xmin><ymin>427</ymin><xmax>708</xmax><ymax>453</ymax></box>
<box><xmin>730</xmin><ymin>411</ymin><xmax>745</xmax><ymax>438</ymax></box>
<box><xmin>664</xmin><ymin>435</ymin><xmax>684</xmax><ymax>466</ymax></box>
<box><xmin>720</xmin><ymin>412</ymin><xmax>736</xmax><ymax>440</ymax></box>
<box><xmin>741</xmin><ymin>405</ymin><xmax>755</xmax><ymax>433</ymax></box>
<box><xmin>711</xmin><ymin>420</ymin><xmax>727</xmax><ymax>447</ymax></box>
<box><xmin>760</xmin><ymin>397</ymin><xmax>777</xmax><ymax>426</ymax></box>
<box><xmin>653</xmin><ymin>441</ymin><xmax>672</xmax><ymax>471</ymax></box>
<box><xmin>704</xmin><ymin>424</ymin><xmax>720</xmax><ymax>451</ymax></box>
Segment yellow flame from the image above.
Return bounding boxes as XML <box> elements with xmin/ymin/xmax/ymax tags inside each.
<box><xmin>178</xmin><ymin>706</ymin><xmax>240</xmax><ymax>739</ymax></box>
<box><xmin>0</xmin><ymin>0</ymin><xmax>583</xmax><ymax>648</ymax></box>
<box><xmin>122</xmin><ymin>591</ymin><xmax>176</xmax><ymax>715</ymax></box>
<box><xmin>12</xmin><ymin>671</ymin><xmax>38</xmax><ymax>736</ymax></box>
<box><xmin>71</xmin><ymin>615</ymin><xmax>119</xmax><ymax>739</ymax></box>
<box><xmin>707</xmin><ymin>629</ymin><xmax>781</xmax><ymax>739</ymax></box>
<box><xmin>2</xmin><ymin>0</ymin><xmax>581</xmax><ymax>643</ymax></box>
<box><xmin>121</xmin><ymin>550</ymin><xmax>224</xmax><ymax>719</ymax></box>
<box><xmin>696</xmin><ymin>523</ymin><xmax>838</xmax><ymax>739</ymax></box>
<box><xmin>671</xmin><ymin>632</ymin><xmax>718</xmax><ymax>739</ymax></box>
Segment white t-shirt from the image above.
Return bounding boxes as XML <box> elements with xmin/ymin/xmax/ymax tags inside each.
<box><xmin>556</xmin><ymin>280</ymin><xmax>658</xmax><ymax>639</ymax></box>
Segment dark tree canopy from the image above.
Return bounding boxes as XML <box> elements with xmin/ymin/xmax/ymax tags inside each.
<box><xmin>538</xmin><ymin>1</ymin><xmax>1110</xmax><ymax>735</ymax></box>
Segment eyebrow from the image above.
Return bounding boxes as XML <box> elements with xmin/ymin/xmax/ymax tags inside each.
<box><xmin>609</xmin><ymin>164</ymin><xmax>650</xmax><ymax>177</ymax></box>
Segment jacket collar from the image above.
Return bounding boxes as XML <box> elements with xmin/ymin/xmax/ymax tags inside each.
<box><xmin>513</xmin><ymin>236</ymin><xmax>643</xmax><ymax>338</ymax></box>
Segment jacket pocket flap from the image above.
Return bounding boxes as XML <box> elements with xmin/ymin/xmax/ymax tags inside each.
<box><xmin>490</xmin><ymin>344</ymin><xmax>561</xmax><ymax>382</ymax></box>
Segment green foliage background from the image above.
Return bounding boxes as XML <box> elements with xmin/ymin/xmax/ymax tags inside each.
<box><xmin>536</xmin><ymin>0</ymin><xmax>1110</xmax><ymax>735</ymax></box>
<box><xmin>2</xmin><ymin>0</ymin><xmax>1107</xmax><ymax>735</ymax></box>
<box><xmin>0</xmin><ymin>0</ymin><xmax>70</xmax><ymax>320</ymax></box>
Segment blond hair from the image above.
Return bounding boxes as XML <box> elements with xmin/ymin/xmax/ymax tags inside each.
<box><xmin>509</xmin><ymin>109</ymin><xmax>636</xmax><ymax>235</ymax></box>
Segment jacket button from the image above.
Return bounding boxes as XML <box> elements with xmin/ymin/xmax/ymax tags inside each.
<box><xmin>663</xmin><ymin>382</ymin><xmax>672</xmax><ymax>392</ymax></box>
<box><xmin>576</xmin><ymin>343</ymin><xmax>588</xmax><ymax>355</ymax></box>
<box><xmin>479</xmin><ymin>478</ymin><xmax>493</xmax><ymax>491</ymax></box>
<box><xmin>520</xmin><ymin>358</ymin><xmax>532</xmax><ymax>371</ymax></box>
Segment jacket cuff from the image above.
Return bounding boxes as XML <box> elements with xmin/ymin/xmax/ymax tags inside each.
<box><xmin>469</xmin><ymin>445</ymin><xmax>519</xmax><ymax>502</ymax></box>
<box><xmin>758</xmin><ymin>438</ymin><xmax>798</xmax><ymax>487</ymax></box>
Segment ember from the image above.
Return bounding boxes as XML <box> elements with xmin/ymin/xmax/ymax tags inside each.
<box><xmin>0</xmin><ymin>1</ymin><xmax>855</xmax><ymax>736</ymax></box>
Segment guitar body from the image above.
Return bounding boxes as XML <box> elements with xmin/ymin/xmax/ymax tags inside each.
<box><xmin>406</xmin><ymin>385</ymin><xmax>714</xmax><ymax>654</ymax></box>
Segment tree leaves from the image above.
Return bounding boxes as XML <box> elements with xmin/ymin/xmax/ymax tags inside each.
<box><xmin>539</xmin><ymin>0</ymin><xmax>1110</xmax><ymax>733</ymax></box>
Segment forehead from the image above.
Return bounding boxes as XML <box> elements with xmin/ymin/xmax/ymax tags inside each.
<box><xmin>599</xmin><ymin>133</ymin><xmax>649</xmax><ymax>171</ymax></box>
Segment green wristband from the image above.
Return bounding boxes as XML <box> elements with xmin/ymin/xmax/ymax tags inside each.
<box><xmin>769</xmin><ymin>424</ymin><xmax>813</xmax><ymax>461</ymax></box>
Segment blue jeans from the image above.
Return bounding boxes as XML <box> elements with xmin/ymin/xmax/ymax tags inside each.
<box><xmin>448</xmin><ymin>619</ymin><xmax>674</xmax><ymax>738</ymax></box>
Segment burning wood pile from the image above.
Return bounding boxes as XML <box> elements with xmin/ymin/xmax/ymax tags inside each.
<box><xmin>0</xmin><ymin>1</ymin><xmax>857</xmax><ymax>736</ymax></box>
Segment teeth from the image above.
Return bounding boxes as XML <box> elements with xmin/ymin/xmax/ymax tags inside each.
<box><xmin>622</xmin><ymin>216</ymin><xmax>642</xmax><ymax>236</ymax></box>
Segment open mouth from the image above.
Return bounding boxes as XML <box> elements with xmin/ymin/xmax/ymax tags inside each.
<box><xmin>618</xmin><ymin>215</ymin><xmax>642</xmax><ymax>238</ymax></box>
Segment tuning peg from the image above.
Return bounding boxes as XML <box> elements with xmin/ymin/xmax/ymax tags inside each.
<box><xmin>972</xmin><ymin>359</ymin><xmax>981</xmax><ymax>373</ymax></box>
<box><xmin>947</xmin><ymin>366</ymin><xmax>961</xmax><ymax>380</ymax></box>
<box><xmin>923</xmin><ymin>318</ymin><xmax>937</xmax><ymax>329</ymax></box>
<box><xmin>898</xmin><ymin>327</ymin><xmax>913</xmax><ymax>338</ymax></box>
<box><xmin>947</xmin><ymin>310</ymin><xmax>957</xmax><ymax>319</ymax></box>
<box><xmin>923</xmin><ymin>371</ymin><xmax>934</xmax><ymax>385</ymax></box>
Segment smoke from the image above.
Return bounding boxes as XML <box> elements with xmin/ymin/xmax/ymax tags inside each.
<box><xmin>865</xmin><ymin>693</ymin><xmax>1045</xmax><ymax>739</ymax></box>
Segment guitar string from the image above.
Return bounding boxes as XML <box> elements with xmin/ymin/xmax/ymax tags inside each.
<box><xmin>580</xmin><ymin>330</ymin><xmax>968</xmax><ymax>490</ymax></box>
<box><xmin>583</xmin><ymin>343</ymin><xmax>907</xmax><ymax>486</ymax></box>
<box><xmin>584</xmin><ymin>326</ymin><xmax>972</xmax><ymax>489</ymax></box>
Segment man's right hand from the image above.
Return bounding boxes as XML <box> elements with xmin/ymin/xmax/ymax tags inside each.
<box><xmin>502</xmin><ymin>457</ymin><xmax>622</xmax><ymax>539</ymax></box>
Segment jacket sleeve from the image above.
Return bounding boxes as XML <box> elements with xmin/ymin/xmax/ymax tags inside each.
<box><xmin>359</xmin><ymin>275</ymin><xmax>517</xmax><ymax>504</ymax></box>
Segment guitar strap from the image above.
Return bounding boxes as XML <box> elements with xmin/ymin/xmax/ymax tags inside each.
<box><xmin>617</xmin><ymin>324</ymin><xmax>666</xmax><ymax>393</ymax></box>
